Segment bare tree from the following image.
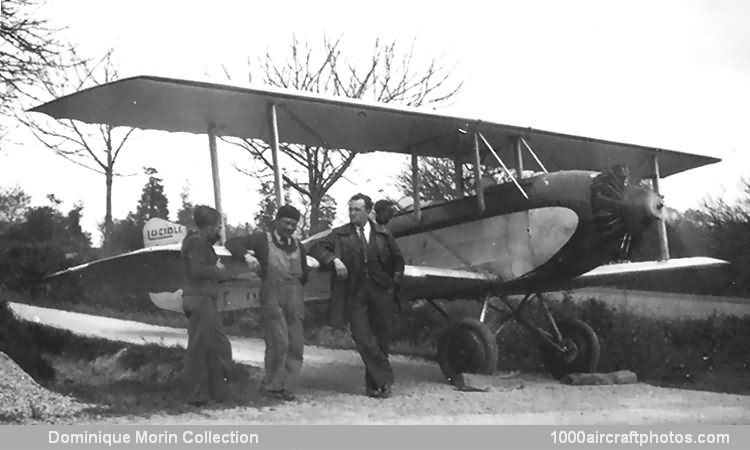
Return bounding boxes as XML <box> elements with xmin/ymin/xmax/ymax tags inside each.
<box><xmin>395</xmin><ymin>157</ymin><xmax>521</xmax><ymax>205</ymax></box>
<box><xmin>19</xmin><ymin>50</ymin><xmax>136</xmax><ymax>244</ymax></box>
<box><xmin>1</xmin><ymin>0</ymin><xmax>65</xmax><ymax>138</ymax></box>
<box><xmin>396</xmin><ymin>157</ymin><xmax>471</xmax><ymax>204</ymax></box>
<box><xmin>224</xmin><ymin>36</ymin><xmax>462</xmax><ymax>233</ymax></box>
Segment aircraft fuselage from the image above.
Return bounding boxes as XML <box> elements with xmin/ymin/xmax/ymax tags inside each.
<box><xmin>389</xmin><ymin>169</ymin><xmax>656</xmax><ymax>296</ymax></box>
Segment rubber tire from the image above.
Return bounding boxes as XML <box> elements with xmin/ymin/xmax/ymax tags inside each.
<box><xmin>540</xmin><ymin>318</ymin><xmax>600</xmax><ymax>379</ymax></box>
<box><xmin>437</xmin><ymin>318</ymin><xmax>499</xmax><ymax>381</ymax></box>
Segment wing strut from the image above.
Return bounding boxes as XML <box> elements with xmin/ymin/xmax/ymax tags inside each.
<box><xmin>477</xmin><ymin>132</ymin><xmax>529</xmax><ymax>200</ymax></box>
<box><xmin>411</xmin><ymin>150</ymin><xmax>422</xmax><ymax>222</ymax></box>
<box><xmin>514</xmin><ymin>137</ymin><xmax>524</xmax><ymax>178</ymax></box>
<box><xmin>207</xmin><ymin>127</ymin><xmax>226</xmax><ymax>244</ymax></box>
<box><xmin>268</xmin><ymin>103</ymin><xmax>284</xmax><ymax>207</ymax></box>
<box><xmin>472</xmin><ymin>132</ymin><xmax>486</xmax><ymax>213</ymax></box>
<box><xmin>652</xmin><ymin>154</ymin><xmax>670</xmax><ymax>260</ymax></box>
<box><xmin>520</xmin><ymin>137</ymin><xmax>549</xmax><ymax>174</ymax></box>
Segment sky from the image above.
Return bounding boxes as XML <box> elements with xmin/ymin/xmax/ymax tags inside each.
<box><xmin>1</xmin><ymin>0</ymin><xmax>749</xmax><ymax>244</ymax></box>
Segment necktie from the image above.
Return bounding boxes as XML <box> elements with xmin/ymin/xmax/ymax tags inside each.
<box><xmin>357</xmin><ymin>225</ymin><xmax>368</xmax><ymax>263</ymax></box>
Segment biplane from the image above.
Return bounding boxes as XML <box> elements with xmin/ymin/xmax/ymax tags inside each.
<box><xmin>34</xmin><ymin>76</ymin><xmax>727</xmax><ymax>381</ymax></box>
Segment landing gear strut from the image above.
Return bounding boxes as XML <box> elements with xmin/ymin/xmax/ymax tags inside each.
<box><xmin>429</xmin><ymin>292</ymin><xmax>600</xmax><ymax>381</ymax></box>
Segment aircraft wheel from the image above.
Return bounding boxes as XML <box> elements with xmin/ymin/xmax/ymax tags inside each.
<box><xmin>437</xmin><ymin>318</ymin><xmax>498</xmax><ymax>382</ymax></box>
<box><xmin>540</xmin><ymin>318</ymin><xmax>600</xmax><ymax>379</ymax></box>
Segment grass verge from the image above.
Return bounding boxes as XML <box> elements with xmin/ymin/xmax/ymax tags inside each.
<box><xmin>1</xmin><ymin>297</ymin><xmax>280</xmax><ymax>422</ymax></box>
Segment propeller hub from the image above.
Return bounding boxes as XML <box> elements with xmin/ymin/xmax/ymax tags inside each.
<box><xmin>590</xmin><ymin>165</ymin><xmax>669</xmax><ymax>259</ymax></box>
<box><xmin>620</xmin><ymin>186</ymin><xmax>665</xmax><ymax>234</ymax></box>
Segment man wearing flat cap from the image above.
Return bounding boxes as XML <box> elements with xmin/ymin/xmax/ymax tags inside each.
<box><xmin>226</xmin><ymin>205</ymin><xmax>309</xmax><ymax>401</ymax></box>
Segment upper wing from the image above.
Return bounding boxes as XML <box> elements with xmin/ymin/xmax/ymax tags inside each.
<box><xmin>31</xmin><ymin>75</ymin><xmax>719</xmax><ymax>179</ymax></box>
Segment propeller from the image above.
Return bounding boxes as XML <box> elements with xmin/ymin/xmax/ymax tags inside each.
<box><xmin>590</xmin><ymin>165</ymin><xmax>669</xmax><ymax>261</ymax></box>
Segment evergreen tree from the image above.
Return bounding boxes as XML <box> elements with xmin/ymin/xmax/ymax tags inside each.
<box><xmin>102</xmin><ymin>168</ymin><xmax>169</xmax><ymax>254</ymax></box>
<box><xmin>133</xmin><ymin>167</ymin><xmax>169</xmax><ymax>228</ymax></box>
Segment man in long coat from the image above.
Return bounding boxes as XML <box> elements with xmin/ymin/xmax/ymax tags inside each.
<box><xmin>310</xmin><ymin>193</ymin><xmax>404</xmax><ymax>398</ymax></box>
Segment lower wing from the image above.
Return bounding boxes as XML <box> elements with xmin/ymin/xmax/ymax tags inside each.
<box><xmin>397</xmin><ymin>257</ymin><xmax>728</xmax><ymax>300</ymax></box>
<box><xmin>45</xmin><ymin>245</ymin><xmax>727</xmax><ymax>312</ymax></box>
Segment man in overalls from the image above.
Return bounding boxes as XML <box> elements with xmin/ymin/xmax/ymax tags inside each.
<box><xmin>180</xmin><ymin>205</ymin><xmax>233</xmax><ymax>405</ymax></box>
<box><xmin>226</xmin><ymin>205</ymin><xmax>309</xmax><ymax>401</ymax></box>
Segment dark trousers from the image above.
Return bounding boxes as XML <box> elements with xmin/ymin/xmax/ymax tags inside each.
<box><xmin>349</xmin><ymin>278</ymin><xmax>395</xmax><ymax>389</ymax></box>
<box><xmin>182</xmin><ymin>295</ymin><xmax>232</xmax><ymax>402</ymax></box>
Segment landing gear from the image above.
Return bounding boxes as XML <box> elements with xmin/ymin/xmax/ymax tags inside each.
<box><xmin>539</xmin><ymin>318</ymin><xmax>600</xmax><ymax>379</ymax></box>
<box><xmin>436</xmin><ymin>317</ymin><xmax>498</xmax><ymax>382</ymax></box>
<box><xmin>427</xmin><ymin>292</ymin><xmax>600</xmax><ymax>382</ymax></box>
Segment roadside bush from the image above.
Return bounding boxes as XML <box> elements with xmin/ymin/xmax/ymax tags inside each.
<box><xmin>550</xmin><ymin>295</ymin><xmax>750</xmax><ymax>390</ymax></box>
<box><xmin>0</xmin><ymin>202</ymin><xmax>92</xmax><ymax>295</ymax></box>
<box><xmin>0</xmin><ymin>242</ymin><xmax>68</xmax><ymax>293</ymax></box>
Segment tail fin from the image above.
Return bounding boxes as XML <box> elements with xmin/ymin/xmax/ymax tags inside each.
<box><xmin>142</xmin><ymin>217</ymin><xmax>188</xmax><ymax>248</ymax></box>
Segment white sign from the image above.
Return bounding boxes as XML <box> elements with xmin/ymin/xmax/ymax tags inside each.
<box><xmin>142</xmin><ymin>217</ymin><xmax>187</xmax><ymax>247</ymax></box>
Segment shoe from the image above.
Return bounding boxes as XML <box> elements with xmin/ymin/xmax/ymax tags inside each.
<box><xmin>366</xmin><ymin>386</ymin><xmax>381</xmax><ymax>398</ymax></box>
<box><xmin>260</xmin><ymin>387</ymin><xmax>296</xmax><ymax>402</ymax></box>
<box><xmin>379</xmin><ymin>384</ymin><xmax>392</xmax><ymax>399</ymax></box>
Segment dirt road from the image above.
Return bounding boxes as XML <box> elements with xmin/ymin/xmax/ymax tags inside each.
<box><xmin>10</xmin><ymin>302</ymin><xmax>750</xmax><ymax>425</ymax></box>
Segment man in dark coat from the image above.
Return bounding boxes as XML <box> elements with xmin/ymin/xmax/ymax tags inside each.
<box><xmin>373</xmin><ymin>199</ymin><xmax>397</xmax><ymax>226</ymax></box>
<box><xmin>309</xmin><ymin>193</ymin><xmax>405</xmax><ymax>398</ymax></box>
<box><xmin>225</xmin><ymin>205</ymin><xmax>309</xmax><ymax>401</ymax></box>
<box><xmin>180</xmin><ymin>205</ymin><xmax>233</xmax><ymax>405</ymax></box>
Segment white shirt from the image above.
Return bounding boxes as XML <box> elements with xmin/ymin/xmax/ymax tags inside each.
<box><xmin>358</xmin><ymin>221</ymin><xmax>371</xmax><ymax>244</ymax></box>
<box><xmin>273</xmin><ymin>229</ymin><xmax>292</xmax><ymax>246</ymax></box>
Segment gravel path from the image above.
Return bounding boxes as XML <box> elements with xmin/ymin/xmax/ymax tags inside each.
<box><xmin>0</xmin><ymin>352</ymin><xmax>95</xmax><ymax>422</ymax></box>
<box><xmin>9</xmin><ymin>302</ymin><xmax>750</xmax><ymax>425</ymax></box>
